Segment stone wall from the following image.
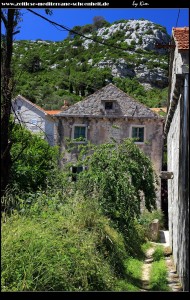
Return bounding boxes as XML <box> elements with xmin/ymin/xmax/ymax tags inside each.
<box><xmin>166</xmin><ymin>45</ymin><xmax>189</xmax><ymax>290</ymax></box>
<box><xmin>167</xmin><ymin>93</ymin><xmax>189</xmax><ymax>291</ymax></box>
<box><xmin>167</xmin><ymin>98</ymin><xmax>181</xmax><ymax>267</ymax></box>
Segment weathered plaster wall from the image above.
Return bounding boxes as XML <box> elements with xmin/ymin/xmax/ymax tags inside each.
<box><xmin>13</xmin><ymin>98</ymin><xmax>55</xmax><ymax>146</ymax></box>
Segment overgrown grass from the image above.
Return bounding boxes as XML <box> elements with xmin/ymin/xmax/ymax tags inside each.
<box><xmin>2</xmin><ymin>186</ymin><xmax>166</xmax><ymax>291</ymax></box>
<box><xmin>149</xmin><ymin>245</ymin><xmax>170</xmax><ymax>291</ymax></box>
<box><xmin>152</xmin><ymin>245</ymin><xmax>165</xmax><ymax>261</ymax></box>
<box><xmin>2</xmin><ymin>194</ymin><xmax>164</xmax><ymax>291</ymax></box>
<box><xmin>2</xmin><ymin>192</ymin><xmax>146</xmax><ymax>292</ymax></box>
<box><xmin>125</xmin><ymin>258</ymin><xmax>144</xmax><ymax>290</ymax></box>
<box><xmin>2</xmin><ymin>195</ymin><xmax>115</xmax><ymax>291</ymax></box>
<box><xmin>149</xmin><ymin>259</ymin><xmax>169</xmax><ymax>291</ymax></box>
<box><xmin>141</xmin><ymin>241</ymin><xmax>154</xmax><ymax>253</ymax></box>
<box><xmin>113</xmin><ymin>258</ymin><xmax>144</xmax><ymax>291</ymax></box>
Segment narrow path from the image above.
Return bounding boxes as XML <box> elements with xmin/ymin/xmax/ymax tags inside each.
<box><xmin>141</xmin><ymin>247</ymin><xmax>154</xmax><ymax>291</ymax></box>
<box><xmin>140</xmin><ymin>230</ymin><xmax>183</xmax><ymax>292</ymax></box>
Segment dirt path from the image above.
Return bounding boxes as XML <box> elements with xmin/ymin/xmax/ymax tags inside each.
<box><xmin>141</xmin><ymin>247</ymin><xmax>154</xmax><ymax>291</ymax></box>
<box><xmin>140</xmin><ymin>231</ymin><xmax>183</xmax><ymax>292</ymax></box>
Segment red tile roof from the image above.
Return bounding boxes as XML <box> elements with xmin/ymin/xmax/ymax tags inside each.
<box><xmin>45</xmin><ymin>110</ymin><xmax>62</xmax><ymax>115</ymax></box>
<box><xmin>150</xmin><ymin>107</ymin><xmax>167</xmax><ymax>113</ymax></box>
<box><xmin>173</xmin><ymin>27</ymin><xmax>189</xmax><ymax>50</ymax></box>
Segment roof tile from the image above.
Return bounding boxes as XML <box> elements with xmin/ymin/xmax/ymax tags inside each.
<box><xmin>173</xmin><ymin>27</ymin><xmax>189</xmax><ymax>50</ymax></box>
<box><xmin>45</xmin><ymin>110</ymin><xmax>62</xmax><ymax>115</ymax></box>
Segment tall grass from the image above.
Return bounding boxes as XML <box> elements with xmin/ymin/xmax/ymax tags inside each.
<box><xmin>2</xmin><ymin>192</ymin><xmax>135</xmax><ymax>291</ymax></box>
<box><xmin>149</xmin><ymin>259</ymin><xmax>169</xmax><ymax>291</ymax></box>
<box><xmin>2</xmin><ymin>188</ymin><xmax>163</xmax><ymax>291</ymax></box>
<box><xmin>149</xmin><ymin>245</ymin><xmax>169</xmax><ymax>291</ymax></box>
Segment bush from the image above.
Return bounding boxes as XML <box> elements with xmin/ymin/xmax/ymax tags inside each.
<box><xmin>10</xmin><ymin>124</ymin><xmax>59</xmax><ymax>192</ymax></box>
<box><xmin>153</xmin><ymin>246</ymin><xmax>164</xmax><ymax>261</ymax></box>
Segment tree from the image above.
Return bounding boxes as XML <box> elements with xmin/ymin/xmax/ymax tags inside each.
<box><xmin>22</xmin><ymin>54</ymin><xmax>42</xmax><ymax>73</ymax></box>
<box><xmin>93</xmin><ymin>16</ymin><xmax>109</xmax><ymax>30</ymax></box>
<box><xmin>68</xmin><ymin>25</ymin><xmax>82</xmax><ymax>39</ymax></box>
<box><xmin>1</xmin><ymin>9</ymin><xmax>20</xmax><ymax>197</ymax></box>
<box><xmin>74</xmin><ymin>139</ymin><xmax>157</xmax><ymax>232</ymax></box>
<box><xmin>1</xmin><ymin>9</ymin><xmax>52</xmax><ymax>197</ymax></box>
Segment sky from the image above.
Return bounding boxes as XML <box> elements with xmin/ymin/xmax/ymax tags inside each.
<box><xmin>2</xmin><ymin>8</ymin><xmax>189</xmax><ymax>42</ymax></box>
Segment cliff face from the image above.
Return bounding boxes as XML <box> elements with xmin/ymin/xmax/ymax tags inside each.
<box><xmin>91</xmin><ymin>20</ymin><xmax>170</xmax><ymax>88</ymax></box>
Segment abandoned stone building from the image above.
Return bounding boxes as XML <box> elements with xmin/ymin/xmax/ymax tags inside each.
<box><xmin>164</xmin><ymin>27</ymin><xmax>189</xmax><ymax>291</ymax></box>
<box><xmin>13</xmin><ymin>84</ymin><xmax>165</xmax><ymax>208</ymax></box>
<box><xmin>55</xmin><ymin>83</ymin><xmax>164</xmax><ymax>207</ymax></box>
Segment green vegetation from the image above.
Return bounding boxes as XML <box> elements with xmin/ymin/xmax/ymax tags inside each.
<box><xmin>147</xmin><ymin>244</ymin><xmax>170</xmax><ymax>291</ymax></box>
<box><xmin>149</xmin><ymin>258</ymin><xmax>169</xmax><ymax>291</ymax></box>
<box><xmin>1</xmin><ymin>125</ymin><xmax>165</xmax><ymax>291</ymax></box>
<box><xmin>12</xmin><ymin>18</ymin><xmax>169</xmax><ymax>110</ymax></box>
<box><xmin>74</xmin><ymin>139</ymin><xmax>156</xmax><ymax>232</ymax></box>
<box><xmin>152</xmin><ymin>245</ymin><xmax>165</xmax><ymax>261</ymax></box>
<box><xmin>140</xmin><ymin>243</ymin><xmax>169</xmax><ymax>292</ymax></box>
<box><xmin>137</xmin><ymin>209</ymin><xmax>165</xmax><ymax>241</ymax></box>
<box><xmin>10</xmin><ymin>123</ymin><xmax>59</xmax><ymax>192</ymax></box>
<box><xmin>1</xmin><ymin>195</ymin><xmax>122</xmax><ymax>291</ymax></box>
<box><xmin>1</xmin><ymin>16</ymin><xmax>170</xmax><ymax>292</ymax></box>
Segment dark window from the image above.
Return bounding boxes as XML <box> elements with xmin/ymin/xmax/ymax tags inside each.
<box><xmin>72</xmin><ymin>166</ymin><xmax>83</xmax><ymax>182</ymax></box>
<box><xmin>74</xmin><ymin>126</ymin><xmax>86</xmax><ymax>139</ymax></box>
<box><xmin>105</xmin><ymin>102</ymin><xmax>113</xmax><ymax>110</ymax></box>
<box><xmin>132</xmin><ymin>127</ymin><xmax>144</xmax><ymax>142</ymax></box>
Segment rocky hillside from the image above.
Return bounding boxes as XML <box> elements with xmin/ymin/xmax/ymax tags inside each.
<box><xmin>12</xmin><ymin>18</ymin><xmax>170</xmax><ymax>110</ymax></box>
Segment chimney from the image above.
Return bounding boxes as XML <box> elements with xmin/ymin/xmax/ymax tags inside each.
<box><xmin>61</xmin><ymin>100</ymin><xmax>70</xmax><ymax>111</ymax></box>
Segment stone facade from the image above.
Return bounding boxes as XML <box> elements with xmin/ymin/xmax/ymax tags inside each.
<box><xmin>56</xmin><ymin>84</ymin><xmax>164</xmax><ymax>208</ymax></box>
<box><xmin>164</xmin><ymin>27</ymin><xmax>189</xmax><ymax>291</ymax></box>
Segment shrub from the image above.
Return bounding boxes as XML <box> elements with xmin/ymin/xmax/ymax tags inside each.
<box><xmin>10</xmin><ymin>124</ymin><xmax>59</xmax><ymax>192</ymax></box>
<box><xmin>145</xmin><ymin>29</ymin><xmax>154</xmax><ymax>35</ymax></box>
<box><xmin>138</xmin><ymin>36</ymin><xmax>143</xmax><ymax>45</ymax></box>
<box><xmin>135</xmin><ymin>24</ymin><xmax>140</xmax><ymax>30</ymax></box>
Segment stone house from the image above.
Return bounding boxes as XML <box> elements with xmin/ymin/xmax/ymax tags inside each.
<box><xmin>164</xmin><ymin>27</ymin><xmax>189</xmax><ymax>291</ymax></box>
<box><xmin>55</xmin><ymin>83</ymin><xmax>164</xmax><ymax>208</ymax></box>
<box><xmin>12</xmin><ymin>85</ymin><xmax>165</xmax><ymax>208</ymax></box>
<box><xmin>12</xmin><ymin>95</ymin><xmax>61</xmax><ymax>146</ymax></box>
